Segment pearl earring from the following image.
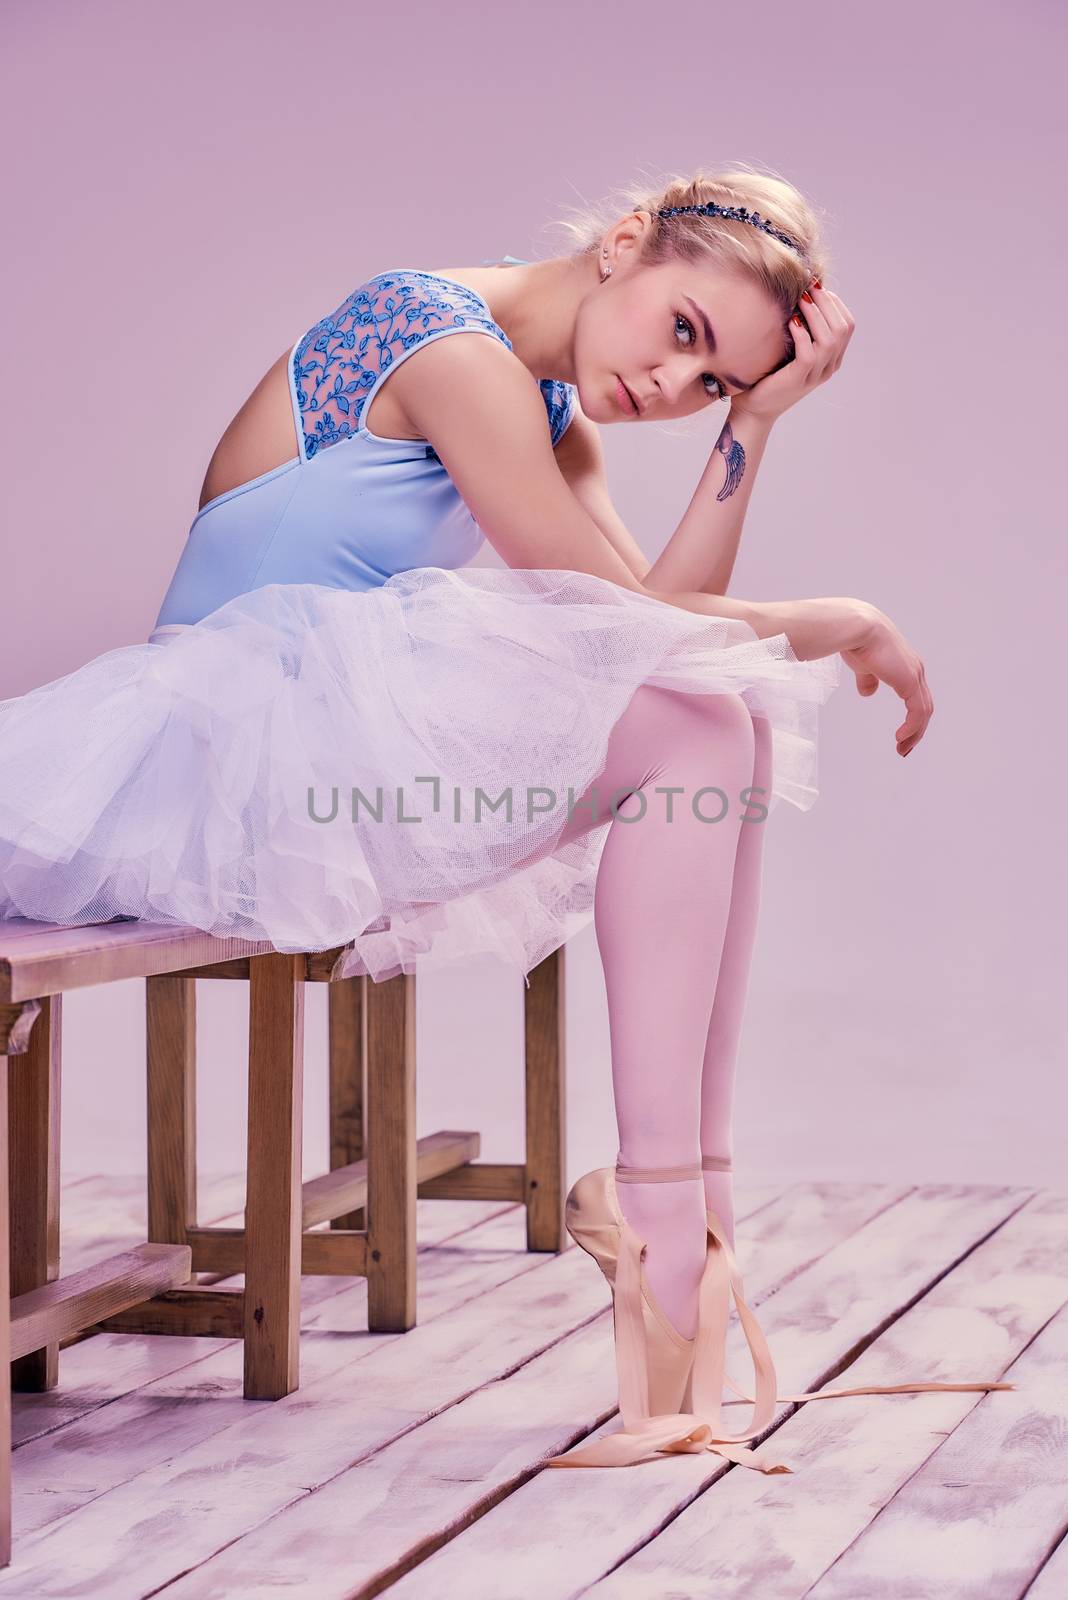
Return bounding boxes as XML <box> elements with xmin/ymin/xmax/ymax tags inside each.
<box><xmin>601</xmin><ymin>248</ymin><xmax>612</xmax><ymax>281</ymax></box>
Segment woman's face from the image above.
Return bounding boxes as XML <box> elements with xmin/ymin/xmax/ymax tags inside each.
<box><xmin>576</xmin><ymin>254</ymin><xmax>792</xmax><ymax>424</ymax></box>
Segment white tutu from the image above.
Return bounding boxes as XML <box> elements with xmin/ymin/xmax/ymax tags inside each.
<box><xmin>0</xmin><ymin>568</ymin><xmax>840</xmax><ymax>984</ymax></box>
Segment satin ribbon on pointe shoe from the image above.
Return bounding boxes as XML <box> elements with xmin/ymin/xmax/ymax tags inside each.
<box><xmin>546</xmin><ymin>1204</ymin><xmax>1015</xmax><ymax>1473</ymax></box>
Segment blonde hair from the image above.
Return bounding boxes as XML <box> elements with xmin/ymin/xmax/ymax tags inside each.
<box><xmin>545</xmin><ymin>160</ymin><xmax>833</xmax><ymax>316</ymax></box>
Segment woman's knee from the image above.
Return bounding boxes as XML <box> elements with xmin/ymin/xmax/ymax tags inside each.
<box><xmin>633</xmin><ymin>683</ymin><xmax>750</xmax><ymax>724</ymax></box>
<box><xmin>687</xmin><ymin>689</ymin><xmax>757</xmax><ymax>745</ymax></box>
<box><xmin>600</xmin><ymin>686</ymin><xmax>757</xmax><ymax>796</ymax></box>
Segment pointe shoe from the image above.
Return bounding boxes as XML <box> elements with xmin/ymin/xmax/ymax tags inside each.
<box><xmin>546</xmin><ymin>1152</ymin><xmax>782</xmax><ymax>1471</ymax></box>
<box><xmin>555</xmin><ymin>1158</ymin><xmax>700</xmax><ymax>1420</ymax></box>
<box><xmin>546</xmin><ymin>1151</ymin><xmax>1017</xmax><ymax>1473</ymax></box>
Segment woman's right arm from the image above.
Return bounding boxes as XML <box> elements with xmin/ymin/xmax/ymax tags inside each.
<box><xmin>397</xmin><ymin>337</ymin><xmax>911</xmax><ymax>698</ymax></box>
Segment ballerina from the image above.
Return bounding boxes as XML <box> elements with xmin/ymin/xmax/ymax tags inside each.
<box><xmin>2</xmin><ymin>165</ymin><xmax>1005</xmax><ymax>1472</ymax></box>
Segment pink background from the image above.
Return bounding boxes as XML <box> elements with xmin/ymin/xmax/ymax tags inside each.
<box><xmin>2</xmin><ymin>0</ymin><xmax>1064</xmax><ymax>1188</ymax></box>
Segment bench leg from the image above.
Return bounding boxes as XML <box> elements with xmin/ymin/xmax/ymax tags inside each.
<box><xmin>245</xmin><ymin>952</ymin><xmax>304</xmax><ymax>1399</ymax></box>
<box><xmin>1</xmin><ymin>1028</ymin><xmax>13</xmax><ymax>1567</ymax></box>
<box><xmin>365</xmin><ymin>972</ymin><xmax>416</xmax><ymax>1332</ymax></box>
<box><xmin>146</xmin><ymin>975</ymin><xmax>197</xmax><ymax>1275</ymax></box>
<box><xmin>8</xmin><ymin>993</ymin><xmax>61</xmax><ymax>1390</ymax></box>
<box><xmin>328</xmin><ymin>975</ymin><xmax>366</xmax><ymax>1232</ymax></box>
<box><xmin>524</xmin><ymin>948</ymin><xmax>566</xmax><ymax>1252</ymax></box>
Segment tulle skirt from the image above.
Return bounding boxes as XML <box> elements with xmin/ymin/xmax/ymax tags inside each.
<box><xmin>0</xmin><ymin>568</ymin><xmax>840</xmax><ymax>983</ymax></box>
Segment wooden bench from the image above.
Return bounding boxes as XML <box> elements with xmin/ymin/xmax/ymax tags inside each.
<box><xmin>0</xmin><ymin>915</ymin><xmax>565</xmax><ymax>1568</ymax></box>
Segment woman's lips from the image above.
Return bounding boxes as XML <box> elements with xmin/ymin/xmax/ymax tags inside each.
<box><xmin>615</xmin><ymin>376</ymin><xmax>638</xmax><ymax>416</ymax></box>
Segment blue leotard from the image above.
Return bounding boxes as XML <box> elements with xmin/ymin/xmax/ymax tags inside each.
<box><xmin>150</xmin><ymin>262</ymin><xmax>577</xmax><ymax>639</ymax></box>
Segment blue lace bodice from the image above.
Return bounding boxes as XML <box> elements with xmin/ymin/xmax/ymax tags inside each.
<box><xmin>292</xmin><ymin>268</ymin><xmax>576</xmax><ymax>463</ymax></box>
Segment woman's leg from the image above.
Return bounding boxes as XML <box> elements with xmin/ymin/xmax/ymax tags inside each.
<box><xmin>696</xmin><ymin>708</ymin><xmax>772</xmax><ymax>1250</ymax></box>
<box><xmin>556</xmin><ymin>684</ymin><xmax>757</xmax><ymax>1340</ymax></box>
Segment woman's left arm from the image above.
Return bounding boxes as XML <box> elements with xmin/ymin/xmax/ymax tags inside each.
<box><xmin>644</xmin><ymin>282</ymin><xmax>856</xmax><ymax>596</ymax></box>
<box><xmin>642</xmin><ymin>407</ymin><xmax>776</xmax><ymax>596</ymax></box>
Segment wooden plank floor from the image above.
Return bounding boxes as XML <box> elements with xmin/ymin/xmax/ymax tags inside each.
<box><xmin>2</xmin><ymin>1172</ymin><xmax>1065</xmax><ymax>1598</ymax></box>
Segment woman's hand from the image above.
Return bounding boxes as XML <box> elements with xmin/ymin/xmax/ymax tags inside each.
<box><xmin>651</xmin><ymin>590</ymin><xmax>934</xmax><ymax>757</ymax></box>
<box><xmin>841</xmin><ymin>605</ymin><xmax>935</xmax><ymax>757</ymax></box>
<box><xmin>729</xmin><ymin>282</ymin><xmax>855</xmax><ymax>426</ymax></box>
<box><xmin>751</xmin><ymin>597</ymin><xmax>933</xmax><ymax>757</ymax></box>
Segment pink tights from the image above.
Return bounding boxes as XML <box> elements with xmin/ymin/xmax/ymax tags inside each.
<box><xmin>556</xmin><ymin>683</ymin><xmax>770</xmax><ymax>1340</ymax></box>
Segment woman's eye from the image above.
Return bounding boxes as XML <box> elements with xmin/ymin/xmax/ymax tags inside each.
<box><xmin>675</xmin><ymin>313</ymin><xmax>725</xmax><ymax>399</ymax></box>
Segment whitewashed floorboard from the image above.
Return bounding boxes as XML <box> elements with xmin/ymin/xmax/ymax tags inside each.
<box><xmin>1022</xmin><ymin>1528</ymin><xmax>1068</xmax><ymax>1599</ymax></box>
<box><xmin>806</xmin><ymin>1252</ymin><xmax>1068</xmax><ymax>1600</ymax></box>
<box><xmin>58</xmin><ymin>1173</ymin><xmax>250</xmax><ymax>1267</ymax></box>
<box><xmin>4</xmin><ymin>1179</ymin><xmax>1048</xmax><ymax>1600</ymax></box>
<box><xmin>9</xmin><ymin>1197</ymin><xmax>558</xmax><ymax>1536</ymax></box>
<box><xmin>12</xmin><ymin>1173</ymin><xmax>252</xmax><ymax>1450</ymax></box>
<box><xmin>14</xmin><ymin>1171</ymin><xmax>519</xmax><ymax>1452</ymax></box>
<box><xmin>0</xmin><ymin>1181</ymin><xmax>789</xmax><ymax>1596</ymax></box>
<box><xmin>0</xmin><ymin>1230</ymin><xmax>622</xmax><ymax>1593</ymax></box>
<box><xmin>148</xmin><ymin>1182</ymin><xmax>899</xmax><ymax>1600</ymax></box>
<box><xmin>583</xmin><ymin>1189</ymin><xmax>1062</xmax><ymax>1600</ymax></box>
<box><xmin>127</xmin><ymin>1184</ymin><xmax>1016</xmax><ymax>1600</ymax></box>
<box><xmin>377</xmin><ymin>1184</ymin><xmax>1033</xmax><ymax>1600</ymax></box>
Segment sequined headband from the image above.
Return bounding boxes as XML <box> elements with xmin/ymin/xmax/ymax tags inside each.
<box><xmin>657</xmin><ymin>202</ymin><xmax>805</xmax><ymax>260</ymax></box>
